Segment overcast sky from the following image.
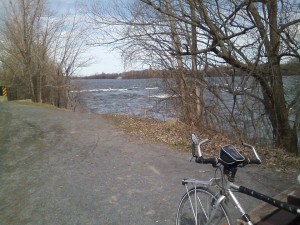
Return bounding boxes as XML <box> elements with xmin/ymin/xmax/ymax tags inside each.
<box><xmin>49</xmin><ymin>0</ymin><xmax>124</xmax><ymax>76</ymax></box>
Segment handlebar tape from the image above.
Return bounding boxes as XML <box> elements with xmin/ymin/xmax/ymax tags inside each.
<box><xmin>246</xmin><ymin>159</ymin><xmax>261</xmax><ymax>165</ymax></box>
<box><xmin>195</xmin><ymin>157</ymin><xmax>218</xmax><ymax>166</ymax></box>
<box><xmin>239</xmin><ymin>186</ymin><xmax>300</xmax><ymax>215</ymax></box>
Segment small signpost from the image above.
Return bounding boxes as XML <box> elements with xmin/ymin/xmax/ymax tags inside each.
<box><xmin>0</xmin><ymin>86</ymin><xmax>8</xmax><ymax>102</ymax></box>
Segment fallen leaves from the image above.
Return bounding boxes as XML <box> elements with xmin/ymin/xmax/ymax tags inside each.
<box><xmin>103</xmin><ymin>114</ymin><xmax>300</xmax><ymax>174</ymax></box>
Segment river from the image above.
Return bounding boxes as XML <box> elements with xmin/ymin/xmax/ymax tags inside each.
<box><xmin>71</xmin><ymin>76</ymin><xmax>299</xmax><ymax>150</ymax></box>
<box><xmin>71</xmin><ymin>78</ymin><xmax>177</xmax><ymax>120</ymax></box>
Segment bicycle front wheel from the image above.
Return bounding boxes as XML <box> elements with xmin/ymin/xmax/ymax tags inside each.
<box><xmin>176</xmin><ymin>187</ymin><xmax>233</xmax><ymax>225</ymax></box>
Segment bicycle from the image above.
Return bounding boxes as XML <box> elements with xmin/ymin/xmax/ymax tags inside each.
<box><xmin>175</xmin><ymin>134</ymin><xmax>300</xmax><ymax>225</ymax></box>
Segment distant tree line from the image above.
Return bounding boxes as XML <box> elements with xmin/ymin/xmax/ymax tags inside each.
<box><xmin>78</xmin><ymin>69</ymin><xmax>170</xmax><ymax>79</ymax></box>
<box><xmin>79</xmin><ymin>61</ymin><xmax>300</xmax><ymax>79</ymax></box>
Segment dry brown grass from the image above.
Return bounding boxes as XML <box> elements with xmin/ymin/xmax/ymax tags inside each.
<box><xmin>103</xmin><ymin>114</ymin><xmax>300</xmax><ymax>174</ymax></box>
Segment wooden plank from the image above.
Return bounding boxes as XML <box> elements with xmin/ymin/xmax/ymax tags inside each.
<box><xmin>287</xmin><ymin>188</ymin><xmax>300</xmax><ymax>206</ymax></box>
<box><xmin>237</xmin><ymin>184</ymin><xmax>300</xmax><ymax>225</ymax></box>
<box><xmin>256</xmin><ymin>209</ymin><xmax>298</xmax><ymax>225</ymax></box>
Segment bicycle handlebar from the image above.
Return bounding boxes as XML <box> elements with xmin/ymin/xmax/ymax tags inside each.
<box><xmin>195</xmin><ymin>156</ymin><xmax>219</xmax><ymax>167</ymax></box>
<box><xmin>243</xmin><ymin>158</ymin><xmax>261</xmax><ymax>165</ymax></box>
<box><xmin>242</xmin><ymin>142</ymin><xmax>262</xmax><ymax>164</ymax></box>
<box><xmin>192</xmin><ymin>134</ymin><xmax>261</xmax><ymax>167</ymax></box>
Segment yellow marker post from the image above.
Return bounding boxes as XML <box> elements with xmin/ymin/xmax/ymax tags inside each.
<box><xmin>2</xmin><ymin>87</ymin><xmax>7</xmax><ymax>96</ymax></box>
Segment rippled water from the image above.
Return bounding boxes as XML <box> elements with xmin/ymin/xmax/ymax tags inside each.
<box><xmin>72</xmin><ymin>76</ymin><xmax>299</xmax><ymax>148</ymax></box>
<box><xmin>71</xmin><ymin>79</ymin><xmax>177</xmax><ymax>120</ymax></box>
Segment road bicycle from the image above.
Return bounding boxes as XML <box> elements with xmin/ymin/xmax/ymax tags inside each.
<box><xmin>175</xmin><ymin>134</ymin><xmax>300</xmax><ymax>225</ymax></box>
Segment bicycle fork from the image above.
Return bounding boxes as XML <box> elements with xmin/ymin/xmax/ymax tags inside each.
<box><xmin>204</xmin><ymin>182</ymin><xmax>253</xmax><ymax>225</ymax></box>
<box><xmin>183</xmin><ymin>179</ymin><xmax>254</xmax><ymax>225</ymax></box>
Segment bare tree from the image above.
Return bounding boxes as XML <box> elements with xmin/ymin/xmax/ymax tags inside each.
<box><xmin>83</xmin><ymin>0</ymin><xmax>199</xmax><ymax>121</ymax></box>
<box><xmin>0</xmin><ymin>0</ymin><xmax>90</xmax><ymax>107</ymax></box>
<box><xmin>138</xmin><ymin>0</ymin><xmax>300</xmax><ymax>153</ymax></box>
<box><xmin>84</xmin><ymin>0</ymin><xmax>299</xmax><ymax>152</ymax></box>
<box><xmin>0</xmin><ymin>0</ymin><xmax>45</xmax><ymax>102</ymax></box>
<box><xmin>49</xmin><ymin>13</ymin><xmax>91</xmax><ymax>108</ymax></box>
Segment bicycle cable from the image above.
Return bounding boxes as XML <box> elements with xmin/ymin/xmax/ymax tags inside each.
<box><xmin>214</xmin><ymin>165</ymin><xmax>239</xmax><ymax>193</ymax></box>
<box><xmin>214</xmin><ymin>165</ymin><xmax>225</xmax><ymax>190</ymax></box>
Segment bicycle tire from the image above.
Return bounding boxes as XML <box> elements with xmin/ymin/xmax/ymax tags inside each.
<box><xmin>176</xmin><ymin>187</ymin><xmax>233</xmax><ymax>225</ymax></box>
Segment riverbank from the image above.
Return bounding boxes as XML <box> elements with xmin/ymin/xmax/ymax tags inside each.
<box><xmin>10</xmin><ymin>100</ymin><xmax>300</xmax><ymax>174</ymax></box>
<box><xmin>10</xmin><ymin>100</ymin><xmax>300</xmax><ymax>173</ymax></box>
<box><xmin>103</xmin><ymin>113</ymin><xmax>300</xmax><ymax>175</ymax></box>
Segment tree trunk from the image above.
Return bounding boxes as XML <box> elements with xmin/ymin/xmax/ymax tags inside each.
<box><xmin>263</xmin><ymin>65</ymin><xmax>298</xmax><ymax>153</ymax></box>
<box><xmin>265</xmin><ymin>0</ymin><xmax>298</xmax><ymax>153</ymax></box>
<box><xmin>166</xmin><ymin>0</ymin><xmax>190</xmax><ymax>121</ymax></box>
<box><xmin>36</xmin><ymin>74</ymin><xmax>42</xmax><ymax>103</ymax></box>
<box><xmin>190</xmin><ymin>3</ymin><xmax>204</xmax><ymax>122</ymax></box>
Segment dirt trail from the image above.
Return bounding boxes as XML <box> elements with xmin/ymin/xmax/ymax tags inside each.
<box><xmin>0</xmin><ymin>102</ymin><xmax>297</xmax><ymax>225</ymax></box>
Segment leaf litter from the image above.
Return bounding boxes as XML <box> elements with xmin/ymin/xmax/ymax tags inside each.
<box><xmin>103</xmin><ymin>114</ymin><xmax>300</xmax><ymax>175</ymax></box>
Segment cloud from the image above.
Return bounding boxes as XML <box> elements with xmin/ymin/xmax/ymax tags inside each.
<box><xmin>48</xmin><ymin>0</ymin><xmax>124</xmax><ymax>75</ymax></box>
<box><xmin>48</xmin><ymin>0</ymin><xmax>77</xmax><ymax>15</ymax></box>
<box><xmin>78</xmin><ymin>45</ymin><xmax>124</xmax><ymax>75</ymax></box>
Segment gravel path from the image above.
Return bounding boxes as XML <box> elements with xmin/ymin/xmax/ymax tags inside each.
<box><xmin>0</xmin><ymin>102</ymin><xmax>297</xmax><ymax>225</ymax></box>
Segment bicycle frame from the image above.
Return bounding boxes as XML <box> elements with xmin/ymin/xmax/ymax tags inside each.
<box><xmin>183</xmin><ymin>178</ymin><xmax>253</xmax><ymax>225</ymax></box>
<box><xmin>182</xmin><ymin>177</ymin><xmax>300</xmax><ymax>225</ymax></box>
<box><xmin>179</xmin><ymin>134</ymin><xmax>300</xmax><ymax>225</ymax></box>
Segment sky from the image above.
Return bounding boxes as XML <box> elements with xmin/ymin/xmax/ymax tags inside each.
<box><xmin>81</xmin><ymin>46</ymin><xmax>124</xmax><ymax>75</ymax></box>
<box><xmin>49</xmin><ymin>0</ymin><xmax>125</xmax><ymax>76</ymax></box>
